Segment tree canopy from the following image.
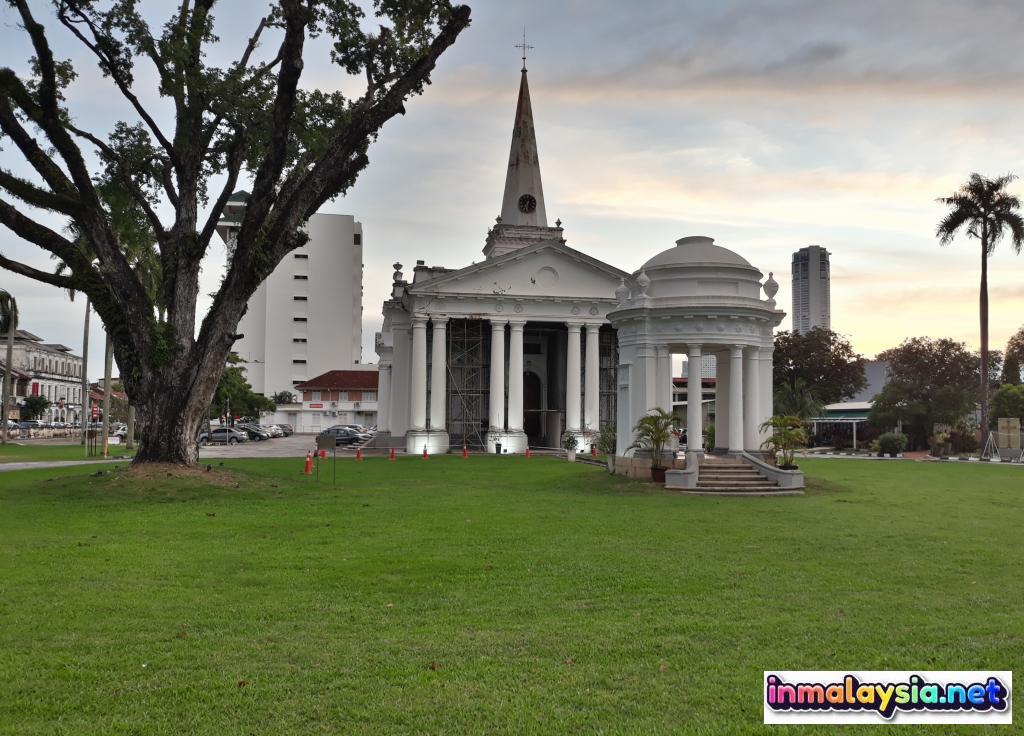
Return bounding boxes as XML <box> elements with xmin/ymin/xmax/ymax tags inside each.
<box><xmin>773</xmin><ymin>328</ymin><xmax>867</xmax><ymax>405</ymax></box>
<box><xmin>0</xmin><ymin>0</ymin><xmax>471</xmax><ymax>464</ymax></box>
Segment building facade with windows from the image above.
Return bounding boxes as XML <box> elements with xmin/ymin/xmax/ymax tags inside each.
<box><xmin>791</xmin><ymin>245</ymin><xmax>831</xmax><ymax>333</ymax></box>
<box><xmin>7</xmin><ymin>330</ymin><xmax>85</xmax><ymax>422</ymax></box>
<box><xmin>216</xmin><ymin>194</ymin><xmax>365</xmax><ymax>398</ymax></box>
<box><xmin>282</xmin><ymin>370</ymin><xmax>378</xmax><ymax>433</ymax></box>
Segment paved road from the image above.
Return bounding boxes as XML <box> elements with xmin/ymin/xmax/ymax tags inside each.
<box><xmin>199</xmin><ymin>433</ymin><xmax>327</xmax><ymax>459</ymax></box>
<box><xmin>0</xmin><ymin>459</ymin><xmax>124</xmax><ymax>473</ymax></box>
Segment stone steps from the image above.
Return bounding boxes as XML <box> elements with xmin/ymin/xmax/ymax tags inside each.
<box><xmin>696</xmin><ymin>460</ymin><xmax>781</xmax><ymax>493</ymax></box>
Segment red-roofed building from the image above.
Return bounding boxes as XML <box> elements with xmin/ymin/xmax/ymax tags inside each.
<box><xmin>276</xmin><ymin>369</ymin><xmax>379</xmax><ymax>432</ymax></box>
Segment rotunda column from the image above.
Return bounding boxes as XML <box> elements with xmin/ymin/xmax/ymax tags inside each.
<box><xmin>729</xmin><ymin>345</ymin><xmax>744</xmax><ymax>453</ymax></box>
<box><xmin>377</xmin><ymin>361</ymin><xmax>392</xmax><ymax>433</ymax></box>
<box><xmin>507</xmin><ymin>320</ymin><xmax>526</xmax><ymax>432</ymax></box>
<box><xmin>685</xmin><ymin>344</ymin><xmax>703</xmax><ymax>455</ymax></box>
<box><xmin>743</xmin><ymin>346</ymin><xmax>760</xmax><ymax>451</ymax></box>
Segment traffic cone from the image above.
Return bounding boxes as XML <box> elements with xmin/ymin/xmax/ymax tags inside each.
<box><xmin>319</xmin><ymin>449</ymin><xmax>327</xmax><ymax>459</ymax></box>
<box><xmin>304</xmin><ymin>451</ymin><xmax>313</xmax><ymax>475</ymax></box>
<box><xmin>355</xmin><ymin>447</ymin><xmax>363</xmax><ymax>461</ymax></box>
<box><xmin>422</xmin><ymin>445</ymin><xmax>429</xmax><ymax>460</ymax></box>
<box><xmin>525</xmin><ymin>447</ymin><xmax>531</xmax><ymax>459</ymax></box>
<box><xmin>462</xmin><ymin>445</ymin><xmax>469</xmax><ymax>459</ymax></box>
<box><xmin>591</xmin><ymin>444</ymin><xmax>598</xmax><ymax>458</ymax></box>
<box><xmin>389</xmin><ymin>447</ymin><xmax>396</xmax><ymax>462</ymax></box>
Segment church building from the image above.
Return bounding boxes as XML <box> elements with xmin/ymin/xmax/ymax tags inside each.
<box><xmin>376</xmin><ymin>62</ymin><xmax>785</xmax><ymax>462</ymax></box>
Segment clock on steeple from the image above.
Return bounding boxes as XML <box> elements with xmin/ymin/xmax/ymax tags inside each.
<box><xmin>518</xmin><ymin>194</ymin><xmax>537</xmax><ymax>214</ymax></box>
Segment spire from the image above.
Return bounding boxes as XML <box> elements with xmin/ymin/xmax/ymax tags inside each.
<box><xmin>499</xmin><ymin>67</ymin><xmax>547</xmax><ymax>227</ymax></box>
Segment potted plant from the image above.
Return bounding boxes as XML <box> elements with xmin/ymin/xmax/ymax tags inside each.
<box><xmin>629</xmin><ymin>408</ymin><xmax>675</xmax><ymax>483</ymax></box>
<box><xmin>562</xmin><ymin>433</ymin><xmax>578</xmax><ymax>462</ymax></box>
<box><xmin>596</xmin><ymin>423</ymin><xmax>617</xmax><ymax>472</ymax></box>
<box><xmin>759</xmin><ymin>415</ymin><xmax>808</xmax><ymax>470</ymax></box>
<box><xmin>703</xmin><ymin>422</ymin><xmax>716</xmax><ymax>453</ymax></box>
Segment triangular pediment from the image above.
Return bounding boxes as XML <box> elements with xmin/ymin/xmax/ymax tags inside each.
<box><xmin>409</xmin><ymin>241</ymin><xmax>628</xmax><ymax>301</ymax></box>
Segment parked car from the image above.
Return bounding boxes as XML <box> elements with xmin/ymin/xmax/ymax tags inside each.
<box><xmin>18</xmin><ymin>420</ymin><xmax>42</xmax><ymax>429</ymax></box>
<box><xmin>197</xmin><ymin>427</ymin><xmax>249</xmax><ymax>445</ymax></box>
<box><xmin>274</xmin><ymin>424</ymin><xmax>294</xmax><ymax>436</ymax></box>
<box><xmin>236</xmin><ymin>423</ymin><xmax>272</xmax><ymax>441</ymax></box>
<box><xmin>264</xmin><ymin>424</ymin><xmax>284</xmax><ymax>438</ymax></box>
<box><xmin>317</xmin><ymin>426</ymin><xmax>368</xmax><ymax>446</ymax></box>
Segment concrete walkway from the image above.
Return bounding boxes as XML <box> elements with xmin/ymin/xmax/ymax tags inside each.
<box><xmin>0</xmin><ymin>459</ymin><xmax>125</xmax><ymax>473</ymax></box>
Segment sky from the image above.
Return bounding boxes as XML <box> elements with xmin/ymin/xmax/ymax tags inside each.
<box><xmin>2</xmin><ymin>0</ymin><xmax>1024</xmax><ymax>380</ymax></box>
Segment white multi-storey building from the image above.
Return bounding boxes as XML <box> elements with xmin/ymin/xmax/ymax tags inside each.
<box><xmin>791</xmin><ymin>245</ymin><xmax>831</xmax><ymax>333</ymax></box>
<box><xmin>8</xmin><ymin>330</ymin><xmax>85</xmax><ymax>423</ymax></box>
<box><xmin>216</xmin><ymin>192</ymin><xmax>364</xmax><ymax>398</ymax></box>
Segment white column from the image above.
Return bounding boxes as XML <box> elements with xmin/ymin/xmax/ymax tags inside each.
<box><xmin>565</xmin><ymin>322</ymin><xmax>582</xmax><ymax>432</ymax></box>
<box><xmin>759</xmin><ymin>345</ymin><xmax>775</xmax><ymax>443</ymax></box>
<box><xmin>743</xmin><ymin>347</ymin><xmax>760</xmax><ymax>450</ymax></box>
<box><xmin>584</xmin><ymin>324</ymin><xmax>601</xmax><ymax>430</ymax></box>
<box><xmin>686</xmin><ymin>344</ymin><xmax>703</xmax><ymax>454</ymax></box>
<box><xmin>715</xmin><ymin>352</ymin><xmax>730</xmax><ymax>450</ymax></box>
<box><xmin>729</xmin><ymin>345</ymin><xmax>744</xmax><ymax>453</ymax></box>
<box><xmin>390</xmin><ymin>324</ymin><xmax>411</xmax><ymax>435</ymax></box>
<box><xmin>488</xmin><ymin>319</ymin><xmax>507</xmax><ymax>431</ymax></box>
<box><xmin>507</xmin><ymin>320</ymin><xmax>525</xmax><ymax>432</ymax></box>
<box><xmin>410</xmin><ymin>317</ymin><xmax>428</xmax><ymax>430</ymax></box>
<box><xmin>656</xmin><ymin>345</ymin><xmax>673</xmax><ymax>412</ymax></box>
<box><xmin>429</xmin><ymin>316</ymin><xmax>447</xmax><ymax>430</ymax></box>
<box><xmin>377</xmin><ymin>361</ymin><xmax>392</xmax><ymax>433</ymax></box>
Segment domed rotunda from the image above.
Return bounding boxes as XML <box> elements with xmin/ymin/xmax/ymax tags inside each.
<box><xmin>608</xmin><ymin>236</ymin><xmax>785</xmax><ymax>459</ymax></box>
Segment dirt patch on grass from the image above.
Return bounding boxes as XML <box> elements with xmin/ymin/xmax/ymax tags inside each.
<box><xmin>125</xmin><ymin>462</ymin><xmax>243</xmax><ymax>488</ymax></box>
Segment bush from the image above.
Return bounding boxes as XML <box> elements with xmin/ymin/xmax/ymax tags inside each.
<box><xmin>877</xmin><ymin>432</ymin><xmax>908</xmax><ymax>456</ymax></box>
<box><xmin>562</xmin><ymin>434</ymin><xmax>578</xmax><ymax>452</ymax></box>
<box><xmin>703</xmin><ymin>423</ymin><xmax>715</xmax><ymax>452</ymax></box>
<box><xmin>596</xmin><ymin>423</ymin><xmax>617</xmax><ymax>455</ymax></box>
<box><xmin>949</xmin><ymin>428</ymin><xmax>978</xmax><ymax>454</ymax></box>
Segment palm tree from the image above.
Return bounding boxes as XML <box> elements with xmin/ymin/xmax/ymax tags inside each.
<box><xmin>937</xmin><ymin>173</ymin><xmax>1024</xmax><ymax>437</ymax></box>
<box><xmin>774</xmin><ymin>379</ymin><xmax>824</xmax><ymax>420</ymax></box>
<box><xmin>0</xmin><ymin>289</ymin><xmax>17</xmax><ymax>444</ymax></box>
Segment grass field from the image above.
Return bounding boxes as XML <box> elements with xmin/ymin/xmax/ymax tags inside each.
<box><xmin>0</xmin><ymin>456</ymin><xmax>1020</xmax><ymax>734</ymax></box>
<box><xmin>0</xmin><ymin>442</ymin><xmax>134</xmax><ymax>464</ymax></box>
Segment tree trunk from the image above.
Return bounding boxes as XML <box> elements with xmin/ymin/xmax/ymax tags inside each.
<box><xmin>132</xmin><ymin>367</ymin><xmax>221</xmax><ymax>465</ymax></box>
<box><xmin>2</xmin><ymin>327</ymin><xmax>12</xmax><ymax>444</ymax></box>
<box><xmin>126</xmin><ymin>405</ymin><xmax>135</xmax><ymax>450</ymax></box>
<box><xmin>980</xmin><ymin>237</ymin><xmax>990</xmax><ymax>442</ymax></box>
<box><xmin>80</xmin><ymin>299</ymin><xmax>90</xmax><ymax>447</ymax></box>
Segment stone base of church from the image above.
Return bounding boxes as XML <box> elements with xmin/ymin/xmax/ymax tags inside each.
<box><xmin>405</xmin><ymin>430</ymin><xmax>450</xmax><ymax>455</ymax></box>
<box><xmin>486</xmin><ymin>430</ymin><xmax>528</xmax><ymax>454</ymax></box>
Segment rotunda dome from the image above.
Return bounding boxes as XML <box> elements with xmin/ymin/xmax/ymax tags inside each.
<box><xmin>641</xmin><ymin>236</ymin><xmax>752</xmax><ymax>270</ymax></box>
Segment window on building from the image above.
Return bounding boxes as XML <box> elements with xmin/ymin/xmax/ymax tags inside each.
<box><xmin>294</xmin><ymin>253</ymin><xmax>309</xmax><ymax>259</ymax></box>
<box><xmin>293</xmin><ymin>296</ymin><xmax>308</xmax><ymax>302</ymax></box>
<box><xmin>337</xmin><ymin>391</ymin><xmax>348</xmax><ymax>401</ymax></box>
<box><xmin>293</xmin><ymin>359</ymin><xmax>307</xmax><ymax>364</ymax></box>
<box><xmin>353</xmin><ymin>233</ymin><xmax>362</xmax><ymax>245</ymax></box>
<box><xmin>363</xmin><ymin>391</ymin><xmax>377</xmax><ymax>401</ymax></box>
<box><xmin>312</xmin><ymin>391</ymin><xmax>321</xmax><ymax>401</ymax></box>
<box><xmin>293</xmin><ymin>317</ymin><xmax>308</xmax><ymax>323</ymax></box>
<box><xmin>294</xmin><ymin>274</ymin><xmax>308</xmax><ymax>280</ymax></box>
<box><xmin>292</xmin><ymin>338</ymin><xmax>308</xmax><ymax>343</ymax></box>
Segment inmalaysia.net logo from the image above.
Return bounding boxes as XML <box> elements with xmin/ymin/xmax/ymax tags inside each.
<box><xmin>763</xmin><ymin>670</ymin><xmax>1012</xmax><ymax>725</ymax></box>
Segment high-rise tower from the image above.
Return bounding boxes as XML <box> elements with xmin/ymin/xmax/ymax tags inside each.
<box><xmin>791</xmin><ymin>245</ymin><xmax>831</xmax><ymax>333</ymax></box>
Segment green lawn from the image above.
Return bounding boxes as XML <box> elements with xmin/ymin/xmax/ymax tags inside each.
<box><xmin>0</xmin><ymin>457</ymin><xmax>1020</xmax><ymax>735</ymax></box>
<box><xmin>0</xmin><ymin>442</ymin><xmax>134</xmax><ymax>464</ymax></box>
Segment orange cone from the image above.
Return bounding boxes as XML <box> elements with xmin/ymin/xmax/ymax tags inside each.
<box><xmin>304</xmin><ymin>451</ymin><xmax>313</xmax><ymax>475</ymax></box>
<box><xmin>355</xmin><ymin>447</ymin><xmax>363</xmax><ymax>461</ymax></box>
<box><xmin>591</xmin><ymin>444</ymin><xmax>598</xmax><ymax>458</ymax></box>
<box><xmin>422</xmin><ymin>445</ymin><xmax>429</xmax><ymax>460</ymax></box>
<box><xmin>525</xmin><ymin>447</ymin><xmax>531</xmax><ymax>459</ymax></box>
<box><xmin>462</xmin><ymin>445</ymin><xmax>469</xmax><ymax>459</ymax></box>
<box><xmin>319</xmin><ymin>449</ymin><xmax>327</xmax><ymax>459</ymax></box>
<box><xmin>389</xmin><ymin>447</ymin><xmax>396</xmax><ymax>462</ymax></box>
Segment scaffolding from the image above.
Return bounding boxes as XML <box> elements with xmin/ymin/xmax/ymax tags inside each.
<box><xmin>446</xmin><ymin>318</ymin><xmax>490</xmax><ymax>449</ymax></box>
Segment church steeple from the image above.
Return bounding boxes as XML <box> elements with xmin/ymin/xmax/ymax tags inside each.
<box><xmin>499</xmin><ymin>67</ymin><xmax>547</xmax><ymax>227</ymax></box>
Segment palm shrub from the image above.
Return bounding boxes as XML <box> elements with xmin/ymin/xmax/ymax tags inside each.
<box><xmin>759</xmin><ymin>415</ymin><xmax>808</xmax><ymax>468</ymax></box>
<box><xmin>878</xmin><ymin>432</ymin><xmax>908</xmax><ymax>457</ymax></box>
<box><xmin>629</xmin><ymin>408</ymin><xmax>675</xmax><ymax>469</ymax></box>
<box><xmin>596</xmin><ymin>423</ymin><xmax>617</xmax><ymax>456</ymax></box>
<box><xmin>703</xmin><ymin>422</ymin><xmax>716</xmax><ymax>452</ymax></box>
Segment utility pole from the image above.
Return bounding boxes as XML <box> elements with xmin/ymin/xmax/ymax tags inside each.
<box><xmin>100</xmin><ymin>333</ymin><xmax>113</xmax><ymax>456</ymax></box>
<box><xmin>80</xmin><ymin>298</ymin><xmax>90</xmax><ymax>448</ymax></box>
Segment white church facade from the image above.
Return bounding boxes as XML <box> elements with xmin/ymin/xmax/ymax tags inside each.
<box><xmin>375</xmin><ymin>64</ymin><xmax>785</xmax><ymax>460</ymax></box>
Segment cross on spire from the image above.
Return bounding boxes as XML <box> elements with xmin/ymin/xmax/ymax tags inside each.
<box><xmin>514</xmin><ymin>27</ymin><xmax>533</xmax><ymax>71</ymax></box>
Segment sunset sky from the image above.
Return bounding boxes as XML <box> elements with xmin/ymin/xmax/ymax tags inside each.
<box><xmin>2</xmin><ymin>0</ymin><xmax>1023</xmax><ymax>378</ymax></box>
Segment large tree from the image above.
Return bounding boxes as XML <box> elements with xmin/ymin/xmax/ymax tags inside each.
<box><xmin>936</xmin><ymin>173</ymin><xmax>1024</xmax><ymax>440</ymax></box>
<box><xmin>868</xmin><ymin>337</ymin><xmax>985</xmax><ymax>449</ymax></box>
<box><xmin>773</xmin><ymin>328</ymin><xmax>867</xmax><ymax>405</ymax></box>
<box><xmin>0</xmin><ymin>0</ymin><xmax>471</xmax><ymax>465</ymax></box>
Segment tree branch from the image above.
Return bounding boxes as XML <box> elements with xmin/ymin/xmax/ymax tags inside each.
<box><xmin>0</xmin><ymin>168</ymin><xmax>80</xmax><ymax>216</ymax></box>
<box><xmin>0</xmin><ymin>251</ymin><xmax>76</xmax><ymax>290</ymax></box>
